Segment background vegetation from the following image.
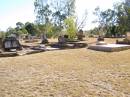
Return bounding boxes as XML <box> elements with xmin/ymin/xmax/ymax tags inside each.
<box><xmin>0</xmin><ymin>0</ymin><xmax>130</xmax><ymax>39</ymax></box>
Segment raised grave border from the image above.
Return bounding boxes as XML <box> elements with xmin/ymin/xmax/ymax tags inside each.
<box><xmin>88</xmin><ymin>44</ymin><xmax>130</xmax><ymax>52</ymax></box>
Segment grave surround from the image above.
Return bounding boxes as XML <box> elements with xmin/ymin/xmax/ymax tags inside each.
<box><xmin>88</xmin><ymin>44</ymin><xmax>130</xmax><ymax>52</ymax></box>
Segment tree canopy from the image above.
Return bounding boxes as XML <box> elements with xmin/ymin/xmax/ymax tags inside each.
<box><xmin>93</xmin><ymin>0</ymin><xmax>130</xmax><ymax>37</ymax></box>
<box><xmin>34</xmin><ymin>0</ymin><xmax>77</xmax><ymax>38</ymax></box>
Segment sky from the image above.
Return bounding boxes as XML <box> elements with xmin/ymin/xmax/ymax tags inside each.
<box><xmin>0</xmin><ymin>0</ymin><xmax>121</xmax><ymax>31</ymax></box>
<box><xmin>76</xmin><ymin>0</ymin><xmax>121</xmax><ymax>30</ymax></box>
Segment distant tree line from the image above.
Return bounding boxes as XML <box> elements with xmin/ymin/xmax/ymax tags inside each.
<box><xmin>3</xmin><ymin>0</ymin><xmax>129</xmax><ymax>39</ymax></box>
<box><xmin>0</xmin><ymin>22</ymin><xmax>37</xmax><ymax>38</ymax></box>
<box><xmin>0</xmin><ymin>0</ymin><xmax>79</xmax><ymax>39</ymax></box>
<box><xmin>90</xmin><ymin>0</ymin><xmax>130</xmax><ymax>37</ymax></box>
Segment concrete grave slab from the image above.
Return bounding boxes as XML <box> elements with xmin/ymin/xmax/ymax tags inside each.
<box><xmin>88</xmin><ymin>44</ymin><xmax>130</xmax><ymax>52</ymax></box>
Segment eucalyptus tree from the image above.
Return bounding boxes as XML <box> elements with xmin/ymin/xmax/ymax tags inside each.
<box><xmin>93</xmin><ymin>3</ymin><xmax>125</xmax><ymax>36</ymax></box>
<box><xmin>15</xmin><ymin>22</ymin><xmax>28</xmax><ymax>35</ymax></box>
<box><xmin>121</xmin><ymin>0</ymin><xmax>130</xmax><ymax>31</ymax></box>
<box><xmin>16</xmin><ymin>22</ymin><xmax>24</xmax><ymax>29</ymax></box>
<box><xmin>6</xmin><ymin>27</ymin><xmax>16</xmax><ymax>37</ymax></box>
<box><xmin>34</xmin><ymin>0</ymin><xmax>52</xmax><ymax>24</ymax></box>
<box><xmin>25</xmin><ymin>22</ymin><xmax>36</xmax><ymax>36</ymax></box>
<box><xmin>34</xmin><ymin>0</ymin><xmax>76</xmax><ymax>37</ymax></box>
<box><xmin>93</xmin><ymin>7</ymin><xmax>116</xmax><ymax>30</ymax></box>
<box><xmin>51</xmin><ymin>0</ymin><xmax>75</xmax><ymax>27</ymax></box>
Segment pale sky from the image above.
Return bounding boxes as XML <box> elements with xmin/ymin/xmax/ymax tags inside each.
<box><xmin>0</xmin><ymin>0</ymin><xmax>121</xmax><ymax>31</ymax></box>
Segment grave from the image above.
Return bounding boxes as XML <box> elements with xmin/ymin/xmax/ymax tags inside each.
<box><xmin>24</xmin><ymin>35</ymin><xmax>38</xmax><ymax>43</ymax></box>
<box><xmin>0</xmin><ymin>52</ymin><xmax>18</xmax><ymax>57</ymax></box>
<box><xmin>3</xmin><ymin>37</ymin><xmax>22</xmax><ymax>51</ymax></box>
<box><xmin>77</xmin><ymin>29</ymin><xmax>85</xmax><ymax>41</ymax></box>
<box><xmin>0</xmin><ymin>38</ymin><xmax>2</xmax><ymax>49</ymax></box>
<box><xmin>88</xmin><ymin>34</ymin><xmax>130</xmax><ymax>52</ymax></box>
<box><xmin>50</xmin><ymin>35</ymin><xmax>87</xmax><ymax>49</ymax></box>
<box><xmin>41</xmin><ymin>33</ymin><xmax>48</xmax><ymax>44</ymax></box>
<box><xmin>97</xmin><ymin>35</ymin><xmax>104</xmax><ymax>41</ymax></box>
<box><xmin>96</xmin><ymin>35</ymin><xmax>107</xmax><ymax>45</ymax></box>
<box><xmin>58</xmin><ymin>35</ymin><xmax>66</xmax><ymax>44</ymax></box>
<box><xmin>0</xmin><ymin>38</ymin><xmax>3</xmax><ymax>53</ymax></box>
<box><xmin>49</xmin><ymin>35</ymin><xmax>66</xmax><ymax>48</ymax></box>
<box><xmin>117</xmin><ymin>32</ymin><xmax>130</xmax><ymax>44</ymax></box>
<box><xmin>88</xmin><ymin>44</ymin><xmax>130</xmax><ymax>52</ymax></box>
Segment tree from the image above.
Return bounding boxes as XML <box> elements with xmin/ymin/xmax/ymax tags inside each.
<box><xmin>113</xmin><ymin>2</ymin><xmax>127</xmax><ymax>33</ymax></box>
<box><xmin>16</xmin><ymin>22</ymin><xmax>24</xmax><ymax>29</ymax></box>
<box><xmin>118</xmin><ymin>1</ymin><xmax>130</xmax><ymax>32</ymax></box>
<box><xmin>34</xmin><ymin>1</ymin><xmax>52</xmax><ymax>24</ymax></box>
<box><xmin>51</xmin><ymin>25</ymin><xmax>63</xmax><ymax>37</ymax></box>
<box><xmin>25</xmin><ymin>23</ymin><xmax>36</xmax><ymax>36</ymax></box>
<box><xmin>93</xmin><ymin>4</ymin><xmax>126</xmax><ymax>37</ymax></box>
<box><xmin>34</xmin><ymin>0</ymin><xmax>76</xmax><ymax>37</ymax></box>
<box><xmin>34</xmin><ymin>0</ymin><xmax>76</xmax><ymax>38</ymax></box>
<box><xmin>6</xmin><ymin>27</ymin><xmax>16</xmax><ymax>36</ymax></box>
<box><xmin>93</xmin><ymin>7</ymin><xmax>117</xmax><ymax>34</ymax></box>
<box><xmin>0</xmin><ymin>31</ymin><xmax>5</xmax><ymax>38</ymax></box>
<box><xmin>77</xmin><ymin>9</ymin><xmax>88</xmax><ymax>30</ymax></box>
<box><xmin>52</xmin><ymin>0</ymin><xmax>75</xmax><ymax>26</ymax></box>
<box><xmin>15</xmin><ymin>22</ymin><xmax>28</xmax><ymax>35</ymax></box>
<box><xmin>65</xmin><ymin>0</ymin><xmax>75</xmax><ymax>17</ymax></box>
<box><xmin>64</xmin><ymin>17</ymin><xmax>77</xmax><ymax>39</ymax></box>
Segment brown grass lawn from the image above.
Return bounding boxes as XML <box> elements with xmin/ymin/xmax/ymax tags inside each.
<box><xmin>0</xmin><ymin>38</ymin><xmax>130</xmax><ymax>97</ymax></box>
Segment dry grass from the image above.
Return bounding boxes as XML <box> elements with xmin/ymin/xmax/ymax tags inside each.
<box><xmin>0</xmin><ymin>38</ymin><xmax>130</xmax><ymax>97</ymax></box>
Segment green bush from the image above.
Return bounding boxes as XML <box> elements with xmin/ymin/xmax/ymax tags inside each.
<box><xmin>64</xmin><ymin>17</ymin><xmax>77</xmax><ymax>39</ymax></box>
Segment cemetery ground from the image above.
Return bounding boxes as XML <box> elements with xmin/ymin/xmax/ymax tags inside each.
<box><xmin>0</xmin><ymin>38</ymin><xmax>130</xmax><ymax>97</ymax></box>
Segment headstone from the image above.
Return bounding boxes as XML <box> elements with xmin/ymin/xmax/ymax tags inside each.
<box><xmin>126</xmin><ymin>32</ymin><xmax>130</xmax><ymax>40</ymax></box>
<box><xmin>97</xmin><ymin>35</ymin><xmax>104</xmax><ymax>41</ymax></box>
<box><xmin>41</xmin><ymin>34</ymin><xmax>48</xmax><ymax>44</ymax></box>
<box><xmin>58</xmin><ymin>35</ymin><xmax>66</xmax><ymax>44</ymax></box>
<box><xmin>77</xmin><ymin>29</ymin><xmax>85</xmax><ymax>40</ymax></box>
<box><xmin>28</xmin><ymin>34</ymin><xmax>32</xmax><ymax>41</ymax></box>
<box><xmin>3</xmin><ymin>37</ymin><xmax>21</xmax><ymax>51</ymax></box>
<box><xmin>96</xmin><ymin>35</ymin><xmax>106</xmax><ymax>45</ymax></box>
<box><xmin>63</xmin><ymin>35</ymin><xmax>69</xmax><ymax>42</ymax></box>
<box><xmin>0</xmin><ymin>38</ymin><xmax>2</xmax><ymax>49</ymax></box>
